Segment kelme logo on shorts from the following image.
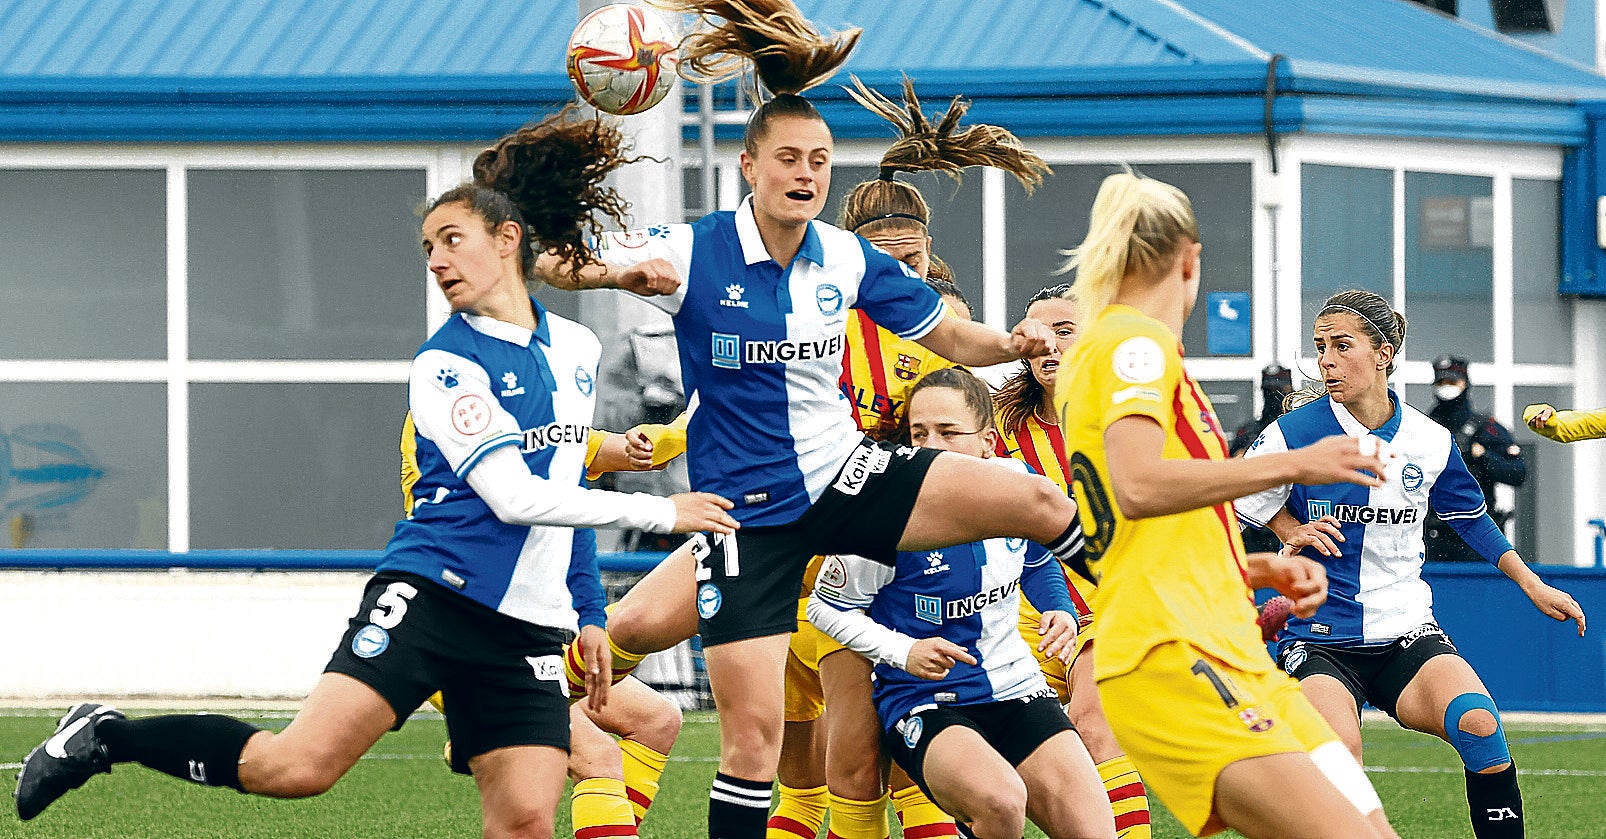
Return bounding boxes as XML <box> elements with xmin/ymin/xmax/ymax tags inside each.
<box><xmin>352</xmin><ymin>624</ymin><xmax>390</xmax><ymax>659</ymax></box>
<box><xmin>697</xmin><ymin>583</ymin><xmax>723</xmax><ymax>619</ymax></box>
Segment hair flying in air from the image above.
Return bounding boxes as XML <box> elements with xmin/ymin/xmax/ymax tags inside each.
<box><xmin>839</xmin><ymin>75</ymin><xmax>1049</xmax><ymax>236</ymax></box>
<box><xmin>660</xmin><ymin>0</ymin><xmax>860</xmax><ymax>96</ymax></box>
<box><xmin>427</xmin><ymin>105</ymin><xmax>643</xmax><ymax>286</ymax></box>
<box><xmin>1059</xmin><ymin>171</ymin><xmax>1197</xmax><ymax>322</ymax></box>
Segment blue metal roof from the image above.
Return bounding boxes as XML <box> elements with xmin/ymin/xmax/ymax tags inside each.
<box><xmin>0</xmin><ymin>0</ymin><xmax>1602</xmax><ymax>144</ymax></box>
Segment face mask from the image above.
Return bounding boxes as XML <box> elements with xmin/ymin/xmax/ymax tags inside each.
<box><xmin>1435</xmin><ymin>383</ymin><xmax>1465</xmax><ymax>402</ymax></box>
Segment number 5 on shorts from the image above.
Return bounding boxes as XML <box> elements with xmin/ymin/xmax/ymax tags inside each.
<box><xmin>1191</xmin><ymin>658</ymin><xmax>1240</xmax><ymax>708</ymax></box>
<box><xmin>370</xmin><ymin>581</ymin><xmax>418</xmax><ymax>629</ymax></box>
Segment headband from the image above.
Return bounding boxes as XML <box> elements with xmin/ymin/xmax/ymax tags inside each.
<box><xmin>850</xmin><ymin>212</ymin><xmax>927</xmax><ymax>232</ymax></box>
<box><xmin>1321</xmin><ymin>304</ymin><xmax>1393</xmax><ymax>345</ymax></box>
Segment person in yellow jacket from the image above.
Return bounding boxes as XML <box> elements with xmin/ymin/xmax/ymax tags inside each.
<box><xmin>1523</xmin><ymin>404</ymin><xmax>1606</xmax><ymax>443</ymax></box>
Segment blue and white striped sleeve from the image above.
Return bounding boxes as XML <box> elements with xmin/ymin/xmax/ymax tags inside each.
<box><xmin>409</xmin><ymin>348</ymin><xmax>521</xmax><ymax>478</ymax></box>
<box><xmin>592</xmin><ymin>224</ymin><xmax>695</xmax><ymax>316</ymax></box>
<box><xmin>1235</xmin><ymin>421</ymin><xmax>1293</xmax><ymax>528</ymax></box>
<box><xmin>1430</xmin><ymin>443</ymin><xmax>1513</xmax><ymax>564</ymax></box>
<box><xmin>853</xmin><ymin>239</ymin><xmax>945</xmax><ymax>341</ymax></box>
<box><xmin>806</xmin><ymin>555</ymin><xmax>915</xmax><ymax>669</ymax></box>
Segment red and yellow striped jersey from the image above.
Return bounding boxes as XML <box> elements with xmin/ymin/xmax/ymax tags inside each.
<box><xmin>1055</xmin><ymin>305</ymin><xmax>1266</xmax><ymax>681</ymax></box>
<box><xmin>839</xmin><ymin>309</ymin><xmax>957</xmax><ymax>439</ymax></box>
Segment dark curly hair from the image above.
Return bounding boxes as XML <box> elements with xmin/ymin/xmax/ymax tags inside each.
<box><xmin>425</xmin><ymin>105</ymin><xmax>644</xmax><ymax>286</ymax></box>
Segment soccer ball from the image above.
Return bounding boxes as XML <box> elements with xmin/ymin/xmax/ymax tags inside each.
<box><xmin>567</xmin><ymin>4</ymin><xmax>680</xmax><ymax>116</ymax></box>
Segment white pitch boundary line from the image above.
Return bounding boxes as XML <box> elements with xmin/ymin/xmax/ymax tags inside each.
<box><xmin>1365</xmin><ymin>765</ymin><xmax>1606</xmax><ymax>777</ymax></box>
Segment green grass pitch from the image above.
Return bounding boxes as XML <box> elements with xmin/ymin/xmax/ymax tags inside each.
<box><xmin>2</xmin><ymin>709</ymin><xmax>1603</xmax><ymax>838</ymax></box>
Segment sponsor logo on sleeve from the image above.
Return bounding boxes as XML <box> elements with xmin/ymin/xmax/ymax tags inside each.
<box><xmin>1111</xmin><ymin>385</ymin><xmax>1163</xmax><ymax>405</ymax></box>
<box><xmin>1112</xmin><ymin>336</ymin><xmax>1165</xmax><ymax>384</ymax></box>
<box><xmin>450</xmin><ymin>394</ymin><xmax>492</xmax><ymax>436</ymax></box>
<box><xmin>832</xmin><ymin>444</ymin><xmax>893</xmax><ymax>496</ymax></box>
<box><xmin>819</xmin><ymin>556</ymin><xmax>848</xmax><ymax>591</ymax></box>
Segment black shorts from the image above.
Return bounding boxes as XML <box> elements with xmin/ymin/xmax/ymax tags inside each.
<box><xmin>325</xmin><ymin>571</ymin><xmax>571</xmax><ymax>774</ymax></box>
<box><xmin>694</xmin><ymin>437</ymin><xmax>939</xmax><ymax>647</ymax></box>
<box><xmin>881</xmin><ymin>693</ymin><xmax>1072</xmax><ymax>800</ymax></box>
<box><xmin>1276</xmin><ymin>623</ymin><xmax>1460</xmax><ymax>720</ymax></box>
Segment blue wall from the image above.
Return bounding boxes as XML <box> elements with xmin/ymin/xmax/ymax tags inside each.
<box><xmin>1422</xmin><ymin>562</ymin><xmax>1605</xmax><ymax>712</ymax></box>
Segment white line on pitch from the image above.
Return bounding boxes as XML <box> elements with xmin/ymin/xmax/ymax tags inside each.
<box><xmin>1367</xmin><ymin>765</ymin><xmax>1606</xmax><ymax>777</ymax></box>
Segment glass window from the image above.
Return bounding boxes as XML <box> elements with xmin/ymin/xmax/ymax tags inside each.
<box><xmin>1512</xmin><ymin>386</ymin><xmax>1573</xmax><ymax>565</ymax></box>
<box><xmin>189</xmin><ymin>383</ymin><xmax>407</xmax><ymax>550</ymax></box>
<box><xmin>1197</xmin><ymin>380</ymin><xmax>1254</xmax><ymax>443</ymax></box>
<box><xmin>0</xmin><ymin>169</ymin><xmax>166</xmax><ymax>359</ymax></box>
<box><xmin>1301</xmin><ymin>164</ymin><xmax>1393</xmax><ymax>327</ymax></box>
<box><xmin>1006</xmin><ymin>163</ymin><xmax>1251</xmax><ymax>354</ymax></box>
<box><xmin>1513</xmin><ymin>179</ymin><xmax>1571</xmax><ymax>364</ymax></box>
<box><xmin>188</xmin><ymin>169</ymin><xmax>428</xmax><ymax>360</ymax></box>
<box><xmin>1405</xmin><ymin>172</ymin><xmax>1494</xmax><ymax>362</ymax></box>
<box><xmin>826</xmin><ymin>166</ymin><xmax>984</xmax><ymax>317</ymax></box>
<box><xmin>0</xmin><ymin>383</ymin><xmax>166</xmax><ymax>549</ymax></box>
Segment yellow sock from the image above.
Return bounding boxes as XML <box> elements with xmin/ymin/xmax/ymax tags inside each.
<box><xmin>891</xmin><ymin>783</ymin><xmax>957</xmax><ymax>838</ymax></box>
<box><xmin>619</xmin><ymin>739</ymin><xmax>669</xmax><ymax>825</ymax></box>
<box><xmin>572</xmin><ymin>777</ymin><xmax>638</xmax><ymax>838</ymax></box>
<box><xmin>767</xmin><ymin>783</ymin><xmax>828</xmax><ymax>839</ymax></box>
<box><xmin>1096</xmin><ymin>754</ymin><xmax>1152</xmax><ymax>839</ymax></box>
<box><xmin>608</xmin><ymin>633</ymin><xmax>648</xmax><ymax>683</ymax></box>
<box><xmin>826</xmin><ymin>793</ymin><xmax>889</xmax><ymax>839</ymax></box>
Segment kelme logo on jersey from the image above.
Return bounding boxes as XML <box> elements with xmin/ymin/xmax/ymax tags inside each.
<box><xmin>521</xmin><ymin>423</ymin><xmax>590</xmax><ymax>452</ymax></box>
<box><xmin>914</xmin><ymin>594</ymin><xmax>943</xmax><ymax>625</ymax></box>
<box><xmin>352</xmin><ymin>624</ymin><xmax>390</xmax><ymax>659</ymax></box>
<box><xmin>816</xmin><ymin>283</ymin><xmax>843</xmax><ymax>316</ymax></box>
<box><xmin>721</xmin><ymin>284</ymin><xmax>750</xmax><ymax>309</ymax></box>
<box><xmin>436</xmin><ymin>368</ymin><xmax>460</xmax><ymax>389</ymax></box>
<box><xmin>1401</xmin><ymin>462</ymin><xmax>1424</xmax><ymax>493</ymax></box>
<box><xmin>712</xmin><ymin>333</ymin><xmax>741</xmax><ymax>369</ymax></box>
<box><xmin>1307</xmin><ymin>499</ymin><xmax>1419</xmax><ymax>525</ymax></box>
<box><xmin>697</xmin><ymin>583</ymin><xmax>723</xmax><ymax>619</ymax></box>
<box><xmin>921</xmin><ymin>551</ymin><xmax>950</xmax><ymax>576</ymax></box>
<box><xmin>575</xmin><ymin>367</ymin><xmax>594</xmax><ymax>396</ymax></box>
<box><xmin>500</xmin><ymin>371</ymin><xmax>525</xmax><ymax>397</ymax></box>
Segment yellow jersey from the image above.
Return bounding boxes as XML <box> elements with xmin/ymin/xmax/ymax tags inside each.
<box><xmin>1054</xmin><ymin>305</ymin><xmax>1266</xmax><ymax>681</ymax></box>
<box><xmin>840</xmin><ymin>309</ymin><xmax>956</xmax><ymax>439</ymax></box>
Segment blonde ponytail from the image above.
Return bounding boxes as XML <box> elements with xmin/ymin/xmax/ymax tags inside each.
<box><xmin>1058</xmin><ymin>172</ymin><xmax>1197</xmax><ymax>321</ymax></box>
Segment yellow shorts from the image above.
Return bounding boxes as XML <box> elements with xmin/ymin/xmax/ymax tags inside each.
<box><xmin>1019</xmin><ymin>592</ymin><xmax>1097</xmax><ymax>704</ymax></box>
<box><xmin>1098</xmin><ymin>640</ymin><xmax>1339</xmax><ymax>837</ymax></box>
<box><xmin>783</xmin><ymin>598</ymin><xmax>845</xmax><ymax>722</ymax></box>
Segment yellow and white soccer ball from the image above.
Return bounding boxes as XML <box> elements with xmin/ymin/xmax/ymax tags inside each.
<box><xmin>567</xmin><ymin>4</ymin><xmax>680</xmax><ymax>116</ymax></box>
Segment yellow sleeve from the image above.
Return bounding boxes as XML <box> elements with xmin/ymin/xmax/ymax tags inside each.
<box><xmin>1524</xmin><ymin>404</ymin><xmax>1606</xmax><ymax>443</ymax></box>
<box><xmin>1092</xmin><ymin>321</ymin><xmax>1181</xmax><ymax>432</ymax></box>
<box><xmin>400</xmin><ymin>413</ymin><xmax>420</xmax><ymax>516</ymax></box>
<box><xmin>638</xmin><ymin>410</ymin><xmax>690</xmax><ymax>467</ymax></box>
<box><xmin>584</xmin><ymin>429</ymin><xmax>607</xmax><ymax>470</ymax></box>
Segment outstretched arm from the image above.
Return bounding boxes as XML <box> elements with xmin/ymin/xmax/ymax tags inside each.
<box><xmin>914</xmin><ymin>315</ymin><xmax>1054</xmax><ymax>367</ymax></box>
<box><xmin>1495</xmin><ymin>551</ymin><xmax>1586</xmax><ymax>636</ymax></box>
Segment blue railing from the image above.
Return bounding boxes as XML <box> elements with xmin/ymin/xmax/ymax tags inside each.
<box><xmin>0</xmin><ymin>550</ymin><xmax>670</xmax><ymax>573</ymax></box>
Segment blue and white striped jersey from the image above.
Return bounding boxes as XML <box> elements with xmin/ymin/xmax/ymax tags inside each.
<box><xmin>1236</xmin><ymin>392</ymin><xmax>1513</xmax><ymax>648</ymax></box>
<box><xmin>592</xmin><ymin>198</ymin><xmax>945</xmax><ymax>528</ymax></box>
<box><xmin>382</xmin><ymin>302</ymin><xmax>603</xmax><ymax>631</ymax></box>
<box><xmin>809</xmin><ymin>466</ymin><xmax>1074</xmax><ymax>729</ymax></box>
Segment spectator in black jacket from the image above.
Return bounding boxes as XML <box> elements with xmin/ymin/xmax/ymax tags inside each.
<box><xmin>1424</xmin><ymin>355</ymin><xmax>1527</xmax><ymax>562</ymax></box>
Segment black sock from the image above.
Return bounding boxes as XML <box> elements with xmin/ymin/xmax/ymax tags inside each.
<box><xmin>1466</xmin><ymin>764</ymin><xmax>1523</xmax><ymax>839</ymax></box>
<box><xmin>1045</xmin><ymin>520</ymin><xmax>1093</xmax><ymax>583</ymax></box>
<box><xmin>97</xmin><ymin>714</ymin><xmax>260</xmax><ymax>792</ymax></box>
<box><xmin>709</xmin><ymin>772</ymin><xmax>771</xmax><ymax>839</ymax></box>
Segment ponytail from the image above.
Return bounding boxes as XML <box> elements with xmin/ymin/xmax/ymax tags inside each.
<box><xmin>1058</xmin><ymin>172</ymin><xmax>1197</xmax><ymax>322</ymax></box>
